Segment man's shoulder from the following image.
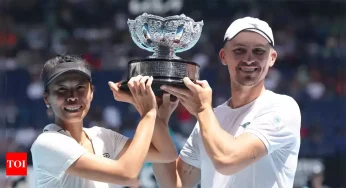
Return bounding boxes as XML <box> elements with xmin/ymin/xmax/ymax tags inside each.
<box><xmin>263</xmin><ymin>90</ymin><xmax>300</xmax><ymax>110</ymax></box>
<box><xmin>265</xmin><ymin>90</ymin><xmax>297</xmax><ymax>102</ymax></box>
<box><xmin>255</xmin><ymin>91</ymin><xmax>301</xmax><ymax>127</ymax></box>
<box><xmin>213</xmin><ymin>100</ymin><xmax>230</xmax><ymax>112</ymax></box>
<box><xmin>260</xmin><ymin>91</ymin><xmax>301</xmax><ymax>129</ymax></box>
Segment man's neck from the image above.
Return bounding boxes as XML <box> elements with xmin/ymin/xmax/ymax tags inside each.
<box><xmin>229</xmin><ymin>81</ymin><xmax>266</xmax><ymax>109</ymax></box>
<box><xmin>55</xmin><ymin>119</ymin><xmax>86</xmax><ymax>144</ymax></box>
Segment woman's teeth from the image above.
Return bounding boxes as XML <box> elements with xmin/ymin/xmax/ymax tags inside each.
<box><xmin>65</xmin><ymin>106</ymin><xmax>81</xmax><ymax>112</ymax></box>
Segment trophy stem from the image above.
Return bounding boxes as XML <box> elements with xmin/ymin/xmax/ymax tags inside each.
<box><xmin>149</xmin><ymin>45</ymin><xmax>179</xmax><ymax>59</ymax></box>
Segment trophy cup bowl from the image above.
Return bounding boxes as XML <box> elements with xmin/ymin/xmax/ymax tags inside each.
<box><xmin>120</xmin><ymin>13</ymin><xmax>204</xmax><ymax>96</ymax></box>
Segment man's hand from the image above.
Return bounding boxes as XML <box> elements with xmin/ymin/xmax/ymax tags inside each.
<box><xmin>156</xmin><ymin>93</ymin><xmax>179</xmax><ymax>125</ymax></box>
<box><xmin>160</xmin><ymin>77</ymin><xmax>212</xmax><ymax>116</ymax></box>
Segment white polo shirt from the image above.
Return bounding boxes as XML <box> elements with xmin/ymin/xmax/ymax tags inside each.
<box><xmin>180</xmin><ymin>90</ymin><xmax>301</xmax><ymax>188</ymax></box>
<box><xmin>30</xmin><ymin>124</ymin><xmax>128</xmax><ymax>188</ymax></box>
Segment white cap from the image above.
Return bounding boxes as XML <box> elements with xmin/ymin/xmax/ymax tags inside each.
<box><xmin>224</xmin><ymin>17</ymin><xmax>274</xmax><ymax>46</ymax></box>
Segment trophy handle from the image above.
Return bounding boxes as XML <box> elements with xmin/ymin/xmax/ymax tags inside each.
<box><xmin>142</xmin><ymin>23</ymin><xmax>154</xmax><ymax>46</ymax></box>
<box><xmin>175</xmin><ymin>20</ymin><xmax>204</xmax><ymax>53</ymax></box>
<box><xmin>128</xmin><ymin>19</ymin><xmax>151</xmax><ymax>51</ymax></box>
<box><xmin>194</xmin><ymin>21</ymin><xmax>204</xmax><ymax>27</ymax></box>
<box><xmin>173</xmin><ymin>24</ymin><xmax>184</xmax><ymax>44</ymax></box>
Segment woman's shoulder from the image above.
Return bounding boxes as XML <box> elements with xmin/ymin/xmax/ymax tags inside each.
<box><xmin>84</xmin><ymin>126</ymin><xmax>127</xmax><ymax>142</ymax></box>
<box><xmin>31</xmin><ymin>132</ymin><xmax>72</xmax><ymax>152</ymax></box>
<box><xmin>84</xmin><ymin>126</ymin><xmax>117</xmax><ymax>138</ymax></box>
<box><xmin>31</xmin><ymin>124</ymin><xmax>78</xmax><ymax>153</ymax></box>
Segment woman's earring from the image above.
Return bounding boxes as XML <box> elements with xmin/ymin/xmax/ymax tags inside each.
<box><xmin>46</xmin><ymin>105</ymin><xmax>50</xmax><ymax>108</ymax></box>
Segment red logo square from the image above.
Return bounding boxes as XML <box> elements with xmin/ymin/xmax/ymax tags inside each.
<box><xmin>6</xmin><ymin>152</ymin><xmax>27</xmax><ymax>176</ymax></box>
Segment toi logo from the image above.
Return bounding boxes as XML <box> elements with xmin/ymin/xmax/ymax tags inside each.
<box><xmin>6</xmin><ymin>152</ymin><xmax>27</xmax><ymax>176</ymax></box>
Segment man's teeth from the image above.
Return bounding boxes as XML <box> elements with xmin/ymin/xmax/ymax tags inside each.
<box><xmin>240</xmin><ymin>67</ymin><xmax>256</xmax><ymax>72</ymax></box>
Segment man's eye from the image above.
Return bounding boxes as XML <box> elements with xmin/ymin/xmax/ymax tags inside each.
<box><xmin>233</xmin><ymin>48</ymin><xmax>246</xmax><ymax>54</ymax></box>
<box><xmin>254</xmin><ymin>49</ymin><xmax>266</xmax><ymax>55</ymax></box>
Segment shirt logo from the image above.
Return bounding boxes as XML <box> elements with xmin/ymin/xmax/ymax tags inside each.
<box><xmin>6</xmin><ymin>152</ymin><xmax>27</xmax><ymax>176</ymax></box>
<box><xmin>273</xmin><ymin>115</ymin><xmax>281</xmax><ymax>124</ymax></box>
<box><xmin>240</xmin><ymin>122</ymin><xmax>251</xmax><ymax>128</ymax></box>
<box><xmin>103</xmin><ymin>153</ymin><xmax>110</xmax><ymax>158</ymax></box>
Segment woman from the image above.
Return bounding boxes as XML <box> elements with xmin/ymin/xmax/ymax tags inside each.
<box><xmin>30</xmin><ymin>54</ymin><xmax>179</xmax><ymax>187</ymax></box>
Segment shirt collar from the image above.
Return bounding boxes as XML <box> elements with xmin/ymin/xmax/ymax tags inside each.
<box><xmin>43</xmin><ymin>123</ymin><xmax>96</xmax><ymax>140</ymax></box>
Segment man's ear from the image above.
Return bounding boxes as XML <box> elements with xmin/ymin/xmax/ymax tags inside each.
<box><xmin>219</xmin><ymin>48</ymin><xmax>227</xmax><ymax>66</ymax></box>
<box><xmin>269</xmin><ymin>49</ymin><xmax>278</xmax><ymax>67</ymax></box>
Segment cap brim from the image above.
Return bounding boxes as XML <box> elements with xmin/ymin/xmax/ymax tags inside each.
<box><xmin>244</xmin><ymin>29</ymin><xmax>273</xmax><ymax>46</ymax></box>
<box><xmin>46</xmin><ymin>69</ymin><xmax>92</xmax><ymax>87</ymax></box>
<box><xmin>224</xmin><ymin>28</ymin><xmax>274</xmax><ymax>47</ymax></box>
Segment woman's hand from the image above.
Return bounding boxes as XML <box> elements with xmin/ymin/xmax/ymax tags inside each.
<box><xmin>128</xmin><ymin>75</ymin><xmax>157</xmax><ymax>116</ymax></box>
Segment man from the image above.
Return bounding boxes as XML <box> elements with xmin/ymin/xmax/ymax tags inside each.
<box><xmin>153</xmin><ymin>17</ymin><xmax>301</xmax><ymax>188</ymax></box>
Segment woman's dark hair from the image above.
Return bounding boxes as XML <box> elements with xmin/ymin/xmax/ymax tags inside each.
<box><xmin>41</xmin><ymin>54</ymin><xmax>93</xmax><ymax>92</ymax></box>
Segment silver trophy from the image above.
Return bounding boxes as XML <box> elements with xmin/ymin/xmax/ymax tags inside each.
<box><xmin>120</xmin><ymin>13</ymin><xmax>204</xmax><ymax>95</ymax></box>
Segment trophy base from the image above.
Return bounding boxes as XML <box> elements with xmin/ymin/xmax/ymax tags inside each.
<box><xmin>119</xmin><ymin>77</ymin><xmax>189</xmax><ymax>96</ymax></box>
<box><xmin>119</xmin><ymin>58</ymin><xmax>200</xmax><ymax>96</ymax></box>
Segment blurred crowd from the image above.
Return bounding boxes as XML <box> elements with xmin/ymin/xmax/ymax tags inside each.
<box><xmin>1</xmin><ymin>0</ymin><xmax>346</xmax><ymax>187</ymax></box>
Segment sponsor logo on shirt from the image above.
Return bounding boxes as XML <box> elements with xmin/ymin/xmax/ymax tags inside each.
<box><xmin>103</xmin><ymin>153</ymin><xmax>110</xmax><ymax>158</ymax></box>
<box><xmin>273</xmin><ymin>115</ymin><xmax>281</xmax><ymax>124</ymax></box>
<box><xmin>240</xmin><ymin>122</ymin><xmax>251</xmax><ymax>128</ymax></box>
